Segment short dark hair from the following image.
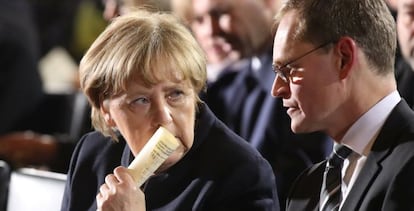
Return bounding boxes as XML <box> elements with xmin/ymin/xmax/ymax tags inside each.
<box><xmin>274</xmin><ymin>0</ymin><xmax>396</xmax><ymax>75</ymax></box>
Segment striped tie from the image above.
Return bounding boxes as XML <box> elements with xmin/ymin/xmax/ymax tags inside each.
<box><xmin>320</xmin><ymin>144</ymin><xmax>353</xmax><ymax>211</ymax></box>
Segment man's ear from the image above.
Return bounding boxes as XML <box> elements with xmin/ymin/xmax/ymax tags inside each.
<box><xmin>336</xmin><ymin>37</ymin><xmax>356</xmax><ymax>79</ymax></box>
<box><xmin>101</xmin><ymin>100</ymin><xmax>116</xmax><ymax>127</ymax></box>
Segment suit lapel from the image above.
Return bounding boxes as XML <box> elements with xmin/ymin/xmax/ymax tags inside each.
<box><xmin>221</xmin><ymin>61</ymin><xmax>251</xmax><ymax>128</ymax></box>
<box><xmin>286</xmin><ymin>162</ymin><xmax>325</xmax><ymax>211</ymax></box>
<box><xmin>341</xmin><ymin>100</ymin><xmax>411</xmax><ymax>210</ymax></box>
<box><xmin>341</xmin><ymin>153</ymin><xmax>381</xmax><ymax>210</ymax></box>
<box><xmin>244</xmin><ymin>52</ymin><xmax>277</xmax><ymax>146</ymax></box>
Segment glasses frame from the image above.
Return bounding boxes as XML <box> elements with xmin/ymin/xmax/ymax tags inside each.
<box><xmin>273</xmin><ymin>41</ymin><xmax>333</xmax><ymax>83</ymax></box>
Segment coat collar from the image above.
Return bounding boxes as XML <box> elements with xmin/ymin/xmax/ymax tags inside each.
<box><xmin>119</xmin><ymin>103</ymin><xmax>215</xmax><ymax>174</ymax></box>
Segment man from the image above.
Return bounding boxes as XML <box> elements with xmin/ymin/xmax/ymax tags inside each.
<box><xmin>396</xmin><ymin>0</ymin><xmax>414</xmax><ymax>108</ymax></box>
<box><xmin>272</xmin><ymin>0</ymin><xmax>414</xmax><ymax>210</ymax></box>
<box><xmin>171</xmin><ymin>0</ymin><xmax>241</xmax><ymax>83</ymax></box>
<box><xmin>170</xmin><ymin>0</ymin><xmax>331</xmax><ymax>207</ymax></box>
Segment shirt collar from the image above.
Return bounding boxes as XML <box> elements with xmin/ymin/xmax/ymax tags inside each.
<box><xmin>341</xmin><ymin>91</ymin><xmax>401</xmax><ymax>156</ymax></box>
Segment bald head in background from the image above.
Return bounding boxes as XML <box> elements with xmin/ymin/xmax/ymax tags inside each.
<box><xmin>102</xmin><ymin>0</ymin><xmax>170</xmax><ymax>21</ymax></box>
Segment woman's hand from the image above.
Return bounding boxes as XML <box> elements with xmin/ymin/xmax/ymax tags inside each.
<box><xmin>96</xmin><ymin>166</ymin><xmax>146</xmax><ymax>211</ymax></box>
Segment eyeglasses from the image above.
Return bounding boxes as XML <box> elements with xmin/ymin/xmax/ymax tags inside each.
<box><xmin>273</xmin><ymin>41</ymin><xmax>332</xmax><ymax>83</ymax></box>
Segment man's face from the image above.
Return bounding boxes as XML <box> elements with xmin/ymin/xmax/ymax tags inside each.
<box><xmin>190</xmin><ymin>0</ymin><xmax>274</xmax><ymax>60</ymax></box>
<box><xmin>271</xmin><ymin>10</ymin><xmax>344</xmax><ymax>135</ymax></box>
<box><xmin>397</xmin><ymin>0</ymin><xmax>414</xmax><ymax>69</ymax></box>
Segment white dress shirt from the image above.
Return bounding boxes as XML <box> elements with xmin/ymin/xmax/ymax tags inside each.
<box><xmin>338</xmin><ymin>90</ymin><xmax>401</xmax><ymax>209</ymax></box>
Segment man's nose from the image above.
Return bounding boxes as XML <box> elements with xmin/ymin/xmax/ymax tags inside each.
<box><xmin>271</xmin><ymin>75</ymin><xmax>290</xmax><ymax>99</ymax></box>
<box><xmin>202</xmin><ymin>15</ymin><xmax>222</xmax><ymax>36</ymax></box>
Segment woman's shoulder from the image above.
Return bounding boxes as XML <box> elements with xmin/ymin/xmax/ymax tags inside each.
<box><xmin>77</xmin><ymin>131</ymin><xmax>116</xmax><ymax>149</ymax></box>
<box><xmin>72</xmin><ymin>131</ymin><xmax>126</xmax><ymax>163</ymax></box>
<box><xmin>196</xmin><ymin>103</ymin><xmax>264</xmax><ymax>160</ymax></box>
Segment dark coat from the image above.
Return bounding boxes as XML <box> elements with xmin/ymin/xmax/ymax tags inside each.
<box><xmin>61</xmin><ymin>103</ymin><xmax>280</xmax><ymax>211</ymax></box>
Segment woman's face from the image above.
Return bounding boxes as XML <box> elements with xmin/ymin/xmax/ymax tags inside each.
<box><xmin>101</xmin><ymin>74</ymin><xmax>197</xmax><ymax>172</ymax></box>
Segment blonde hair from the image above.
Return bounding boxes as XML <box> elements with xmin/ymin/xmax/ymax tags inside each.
<box><xmin>79</xmin><ymin>10</ymin><xmax>207</xmax><ymax>138</ymax></box>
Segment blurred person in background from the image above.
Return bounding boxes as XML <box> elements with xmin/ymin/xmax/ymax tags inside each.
<box><xmin>395</xmin><ymin>0</ymin><xmax>414</xmax><ymax>109</ymax></box>
<box><xmin>61</xmin><ymin>10</ymin><xmax>279</xmax><ymax>211</ymax></box>
<box><xmin>0</xmin><ymin>0</ymin><xmax>43</xmax><ymax>135</ymax></box>
<box><xmin>0</xmin><ymin>0</ymin><xmax>44</xmax><ymax>208</ymax></box>
<box><xmin>0</xmin><ymin>0</ymin><xmax>64</xmax><ymax>170</ymax></box>
<box><xmin>0</xmin><ymin>0</ymin><xmax>92</xmax><ymax>173</ymax></box>
<box><xmin>171</xmin><ymin>0</ymin><xmax>240</xmax><ymax>83</ymax></box>
<box><xmin>28</xmin><ymin>0</ymin><xmax>82</xmax><ymax>57</ymax></box>
<box><xmin>102</xmin><ymin>0</ymin><xmax>170</xmax><ymax>20</ymax></box>
<box><xmin>171</xmin><ymin>0</ymin><xmax>331</xmax><ymax>206</ymax></box>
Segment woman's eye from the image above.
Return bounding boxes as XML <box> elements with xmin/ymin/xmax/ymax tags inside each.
<box><xmin>131</xmin><ymin>97</ymin><xmax>150</xmax><ymax>105</ymax></box>
<box><xmin>168</xmin><ymin>90</ymin><xmax>185</xmax><ymax>101</ymax></box>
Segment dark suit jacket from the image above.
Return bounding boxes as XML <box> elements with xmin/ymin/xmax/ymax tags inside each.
<box><xmin>286</xmin><ymin>100</ymin><xmax>414</xmax><ymax>211</ymax></box>
<box><xmin>61</xmin><ymin>103</ymin><xmax>280</xmax><ymax>211</ymax></box>
<box><xmin>395</xmin><ymin>59</ymin><xmax>414</xmax><ymax>109</ymax></box>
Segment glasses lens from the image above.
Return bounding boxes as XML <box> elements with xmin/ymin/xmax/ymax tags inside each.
<box><xmin>278</xmin><ymin>66</ymin><xmax>290</xmax><ymax>82</ymax></box>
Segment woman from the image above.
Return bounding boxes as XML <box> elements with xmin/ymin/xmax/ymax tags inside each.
<box><xmin>61</xmin><ymin>10</ymin><xmax>279</xmax><ymax>211</ymax></box>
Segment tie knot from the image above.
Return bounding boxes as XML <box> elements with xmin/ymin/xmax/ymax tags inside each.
<box><xmin>328</xmin><ymin>144</ymin><xmax>353</xmax><ymax>167</ymax></box>
<box><xmin>334</xmin><ymin>144</ymin><xmax>353</xmax><ymax>159</ymax></box>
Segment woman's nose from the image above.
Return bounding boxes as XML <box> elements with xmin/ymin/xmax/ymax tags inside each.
<box><xmin>152</xmin><ymin>102</ymin><xmax>173</xmax><ymax>127</ymax></box>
